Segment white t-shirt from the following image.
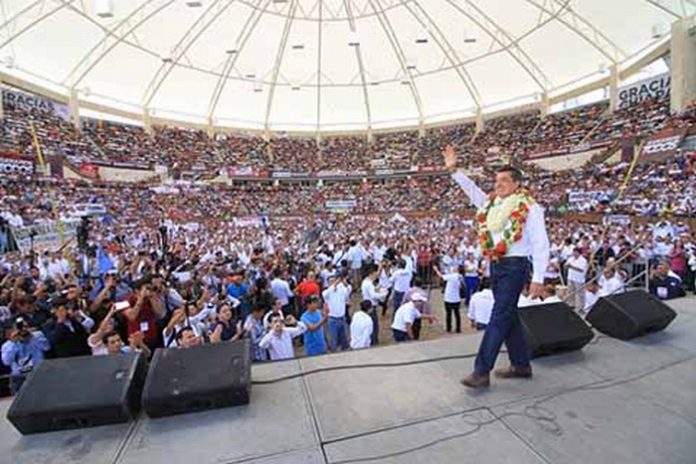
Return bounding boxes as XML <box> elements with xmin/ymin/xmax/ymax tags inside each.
<box><xmin>322</xmin><ymin>283</ymin><xmax>351</xmax><ymax>318</ymax></box>
<box><xmin>391</xmin><ymin>269</ymin><xmax>412</xmax><ymax>293</ymax></box>
<box><xmin>350</xmin><ymin>311</ymin><xmax>374</xmax><ymax>349</ymax></box>
<box><xmin>566</xmin><ymin>255</ymin><xmax>588</xmax><ymax>283</ymax></box>
<box><xmin>391</xmin><ymin>302</ymin><xmax>422</xmax><ymax>332</ymax></box>
<box><xmin>599</xmin><ymin>273</ymin><xmax>625</xmax><ymax>297</ymax></box>
<box><xmin>442</xmin><ymin>273</ymin><xmax>463</xmax><ymax>303</ymax></box>
<box><xmin>468</xmin><ymin>289</ymin><xmax>493</xmax><ymax>324</ymax></box>
<box><xmin>584</xmin><ymin>290</ymin><xmax>600</xmax><ymax>312</ymax></box>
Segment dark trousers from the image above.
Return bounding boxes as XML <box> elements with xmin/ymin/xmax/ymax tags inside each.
<box><xmin>412</xmin><ymin>318</ymin><xmax>422</xmax><ymax>340</ymax></box>
<box><xmin>445</xmin><ymin>301</ymin><xmax>461</xmax><ymax>333</ymax></box>
<box><xmin>474</xmin><ymin>258</ymin><xmax>531</xmax><ymax>376</ymax></box>
<box><xmin>393</xmin><ymin>329</ymin><xmax>409</xmax><ymax>342</ymax></box>
<box><xmin>392</xmin><ymin>291</ymin><xmax>405</xmax><ymax>316</ymax></box>
<box><xmin>369</xmin><ymin>306</ymin><xmax>379</xmax><ymax>346</ymax></box>
<box><xmin>10</xmin><ymin>375</ymin><xmax>26</xmax><ymax>395</ymax></box>
<box><xmin>464</xmin><ymin>276</ymin><xmax>479</xmax><ymax>306</ymax></box>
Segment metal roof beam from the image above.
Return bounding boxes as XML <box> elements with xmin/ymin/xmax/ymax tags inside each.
<box><xmin>344</xmin><ymin>0</ymin><xmax>373</xmax><ymax>131</ymax></box>
<box><xmin>368</xmin><ymin>0</ymin><xmax>425</xmax><ymax>124</ymax></box>
<box><xmin>64</xmin><ymin>0</ymin><xmax>173</xmax><ymax>89</ymax></box>
<box><xmin>142</xmin><ymin>0</ymin><xmax>237</xmax><ymax>108</ymax></box>
<box><xmin>404</xmin><ymin>0</ymin><xmax>482</xmax><ymax>109</ymax></box>
<box><xmin>524</xmin><ymin>0</ymin><xmax>627</xmax><ymax>64</ymax></box>
<box><xmin>444</xmin><ymin>0</ymin><xmax>552</xmax><ymax>91</ymax></box>
<box><xmin>264</xmin><ymin>0</ymin><xmax>299</xmax><ymax>130</ymax></box>
<box><xmin>206</xmin><ymin>0</ymin><xmax>269</xmax><ymax>122</ymax></box>
<box><xmin>0</xmin><ymin>0</ymin><xmax>79</xmax><ymax>51</ymax></box>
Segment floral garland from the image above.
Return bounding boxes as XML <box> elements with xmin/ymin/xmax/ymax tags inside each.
<box><xmin>476</xmin><ymin>190</ymin><xmax>533</xmax><ymax>260</ymax></box>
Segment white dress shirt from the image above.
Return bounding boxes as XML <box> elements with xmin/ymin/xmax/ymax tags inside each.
<box><xmin>392</xmin><ymin>302</ymin><xmax>422</xmax><ymax>332</ymax></box>
<box><xmin>322</xmin><ymin>283</ymin><xmax>351</xmax><ymax>318</ymax></box>
<box><xmin>468</xmin><ymin>289</ymin><xmax>494</xmax><ymax>325</ymax></box>
<box><xmin>442</xmin><ymin>273</ymin><xmax>463</xmax><ymax>303</ymax></box>
<box><xmin>566</xmin><ymin>255</ymin><xmax>588</xmax><ymax>283</ymax></box>
<box><xmin>350</xmin><ymin>311</ymin><xmax>373</xmax><ymax>349</ymax></box>
<box><xmin>270</xmin><ymin>278</ymin><xmax>293</xmax><ymax>306</ymax></box>
<box><xmin>452</xmin><ymin>171</ymin><xmax>550</xmax><ymax>284</ymax></box>
<box><xmin>361</xmin><ymin>278</ymin><xmax>387</xmax><ymax>306</ymax></box>
<box><xmin>391</xmin><ymin>269</ymin><xmax>412</xmax><ymax>293</ymax></box>
<box><xmin>259</xmin><ymin>324</ymin><xmax>306</xmax><ymax>361</ymax></box>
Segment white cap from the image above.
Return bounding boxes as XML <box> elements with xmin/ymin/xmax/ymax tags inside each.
<box><xmin>411</xmin><ymin>293</ymin><xmax>428</xmax><ymax>302</ymax></box>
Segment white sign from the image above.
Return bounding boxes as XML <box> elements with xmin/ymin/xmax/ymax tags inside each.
<box><xmin>325</xmin><ymin>199</ymin><xmax>357</xmax><ymax>210</ymax></box>
<box><xmin>618</xmin><ymin>73</ymin><xmax>670</xmax><ymax>109</ymax></box>
<box><xmin>0</xmin><ymin>156</ymin><xmax>34</xmax><ymax>176</ymax></box>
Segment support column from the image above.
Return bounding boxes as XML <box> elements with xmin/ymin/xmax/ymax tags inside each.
<box><xmin>0</xmin><ymin>81</ymin><xmax>4</xmax><ymax>121</ymax></box>
<box><xmin>143</xmin><ymin>108</ymin><xmax>153</xmax><ymax>135</ymax></box>
<box><xmin>264</xmin><ymin>129</ymin><xmax>273</xmax><ymax>163</ymax></box>
<box><xmin>475</xmin><ymin>107</ymin><xmax>484</xmax><ymax>134</ymax></box>
<box><xmin>608</xmin><ymin>64</ymin><xmax>619</xmax><ymax>113</ymax></box>
<box><xmin>69</xmin><ymin>89</ymin><xmax>80</xmax><ymax>131</ymax></box>
<box><xmin>670</xmin><ymin>16</ymin><xmax>696</xmax><ymax>113</ymax></box>
<box><xmin>418</xmin><ymin>121</ymin><xmax>425</xmax><ymax>138</ymax></box>
<box><xmin>540</xmin><ymin>92</ymin><xmax>550</xmax><ymax>119</ymax></box>
<box><xmin>206</xmin><ymin>117</ymin><xmax>215</xmax><ymax>138</ymax></box>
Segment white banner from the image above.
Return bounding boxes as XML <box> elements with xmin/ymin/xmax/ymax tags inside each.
<box><xmin>618</xmin><ymin>73</ymin><xmax>670</xmax><ymax>109</ymax></box>
<box><xmin>70</xmin><ymin>203</ymin><xmax>107</xmax><ymax>217</ymax></box>
<box><xmin>0</xmin><ymin>156</ymin><xmax>34</xmax><ymax>176</ymax></box>
<box><xmin>11</xmin><ymin>220</ymin><xmax>79</xmax><ymax>253</ymax></box>
<box><xmin>325</xmin><ymin>199</ymin><xmax>357</xmax><ymax>210</ymax></box>
<box><xmin>568</xmin><ymin>190</ymin><xmax>615</xmax><ymax>204</ymax></box>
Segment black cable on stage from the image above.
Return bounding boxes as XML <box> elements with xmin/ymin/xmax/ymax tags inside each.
<box><xmin>251</xmin><ymin>353</ymin><xmax>482</xmax><ymax>385</ymax></box>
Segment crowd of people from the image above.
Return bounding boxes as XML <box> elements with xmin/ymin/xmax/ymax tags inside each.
<box><xmin>0</xmin><ymin>85</ymin><xmax>695</xmax><ymax>398</ymax></box>
<box><xmin>3</xmin><ymin>85</ymin><xmax>694</xmax><ymax>174</ymax></box>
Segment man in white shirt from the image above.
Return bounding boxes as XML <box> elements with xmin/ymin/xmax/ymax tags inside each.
<box><xmin>583</xmin><ymin>281</ymin><xmax>600</xmax><ymax>315</ymax></box>
<box><xmin>446</xmin><ymin>148</ymin><xmax>550</xmax><ymax>388</ymax></box>
<box><xmin>270</xmin><ymin>269</ymin><xmax>294</xmax><ymax>313</ymax></box>
<box><xmin>361</xmin><ymin>265</ymin><xmax>388</xmax><ymax>345</ymax></box>
<box><xmin>390</xmin><ymin>260</ymin><xmax>412</xmax><ymax>314</ymax></box>
<box><xmin>434</xmin><ymin>265</ymin><xmax>463</xmax><ymax>333</ymax></box>
<box><xmin>350</xmin><ymin>300</ymin><xmax>374</xmax><ymax>350</ymax></box>
<box><xmin>468</xmin><ymin>288</ymin><xmax>494</xmax><ymax>330</ymax></box>
<box><xmin>258</xmin><ymin>314</ymin><xmax>307</xmax><ymax>361</ymax></box>
<box><xmin>391</xmin><ymin>293</ymin><xmax>437</xmax><ymax>342</ymax></box>
<box><xmin>564</xmin><ymin>248</ymin><xmax>588</xmax><ymax>311</ymax></box>
<box><xmin>346</xmin><ymin>240</ymin><xmax>367</xmax><ymax>289</ymax></box>
<box><xmin>323</xmin><ymin>275</ymin><xmax>351</xmax><ymax>352</ymax></box>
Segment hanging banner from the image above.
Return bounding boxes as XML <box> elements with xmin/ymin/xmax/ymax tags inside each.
<box><xmin>618</xmin><ymin>73</ymin><xmax>670</xmax><ymax>109</ymax></box>
<box><xmin>11</xmin><ymin>220</ymin><xmax>79</xmax><ymax>253</ymax></box>
<box><xmin>0</xmin><ymin>153</ymin><xmax>34</xmax><ymax>176</ymax></box>
<box><xmin>325</xmin><ymin>199</ymin><xmax>357</xmax><ymax>210</ymax></box>
<box><xmin>568</xmin><ymin>190</ymin><xmax>615</xmax><ymax>204</ymax></box>
<box><xmin>641</xmin><ymin>128</ymin><xmax>688</xmax><ymax>160</ymax></box>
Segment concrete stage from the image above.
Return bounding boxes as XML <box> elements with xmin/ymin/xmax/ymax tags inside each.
<box><xmin>2</xmin><ymin>295</ymin><xmax>695</xmax><ymax>464</ymax></box>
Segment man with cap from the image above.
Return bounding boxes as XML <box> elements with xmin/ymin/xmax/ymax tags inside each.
<box><xmin>391</xmin><ymin>293</ymin><xmax>438</xmax><ymax>342</ymax></box>
<box><xmin>299</xmin><ymin>295</ymin><xmax>330</xmax><ymax>356</ymax></box>
<box><xmin>1</xmin><ymin>315</ymin><xmax>51</xmax><ymax>394</ymax></box>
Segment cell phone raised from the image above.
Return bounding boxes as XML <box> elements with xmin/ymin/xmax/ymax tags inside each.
<box><xmin>114</xmin><ymin>301</ymin><xmax>131</xmax><ymax>312</ymax></box>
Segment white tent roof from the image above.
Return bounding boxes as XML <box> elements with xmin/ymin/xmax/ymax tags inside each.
<box><xmin>0</xmin><ymin>0</ymin><xmax>691</xmax><ymax>131</ymax></box>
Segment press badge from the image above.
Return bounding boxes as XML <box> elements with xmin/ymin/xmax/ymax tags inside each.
<box><xmin>140</xmin><ymin>321</ymin><xmax>149</xmax><ymax>332</ymax></box>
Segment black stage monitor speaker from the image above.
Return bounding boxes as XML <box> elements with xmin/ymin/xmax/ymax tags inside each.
<box><xmin>519</xmin><ymin>302</ymin><xmax>594</xmax><ymax>358</ymax></box>
<box><xmin>586</xmin><ymin>290</ymin><xmax>677</xmax><ymax>340</ymax></box>
<box><xmin>142</xmin><ymin>339</ymin><xmax>251</xmax><ymax>418</ymax></box>
<box><xmin>7</xmin><ymin>352</ymin><xmax>147</xmax><ymax>434</ymax></box>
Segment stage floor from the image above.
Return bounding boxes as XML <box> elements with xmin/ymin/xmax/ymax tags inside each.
<box><xmin>2</xmin><ymin>295</ymin><xmax>695</xmax><ymax>464</ymax></box>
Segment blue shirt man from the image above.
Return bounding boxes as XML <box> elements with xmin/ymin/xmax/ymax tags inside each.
<box><xmin>299</xmin><ymin>295</ymin><xmax>329</xmax><ymax>356</ymax></box>
<box><xmin>226</xmin><ymin>271</ymin><xmax>250</xmax><ymax>315</ymax></box>
<box><xmin>1</xmin><ymin>317</ymin><xmax>51</xmax><ymax>394</ymax></box>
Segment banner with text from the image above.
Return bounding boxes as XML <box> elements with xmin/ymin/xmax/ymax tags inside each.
<box><xmin>618</xmin><ymin>73</ymin><xmax>670</xmax><ymax>109</ymax></box>
<box><xmin>0</xmin><ymin>153</ymin><xmax>34</xmax><ymax>177</ymax></box>
<box><xmin>11</xmin><ymin>220</ymin><xmax>79</xmax><ymax>253</ymax></box>
<box><xmin>325</xmin><ymin>199</ymin><xmax>358</xmax><ymax>210</ymax></box>
<box><xmin>568</xmin><ymin>190</ymin><xmax>616</xmax><ymax>204</ymax></box>
<box><xmin>640</xmin><ymin>128</ymin><xmax>688</xmax><ymax>160</ymax></box>
<box><xmin>2</xmin><ymin>88</ymin><xmax>70</xmax><ymax>121</ymax></box>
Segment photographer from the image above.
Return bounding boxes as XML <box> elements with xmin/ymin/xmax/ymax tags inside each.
<box><xmin>124</xmin><ymin>278</ymin><xmax>166</xmax><ymax>351</ymax></box>
<box><xmin>42</xmin><ymin>296</ymin><xmax>92</xmax><ymax>358</ymax></box>
<box><xmin>1</xmin><ymin>316</ymin><xmax>51</xmax><ymax>394</ymax></box>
